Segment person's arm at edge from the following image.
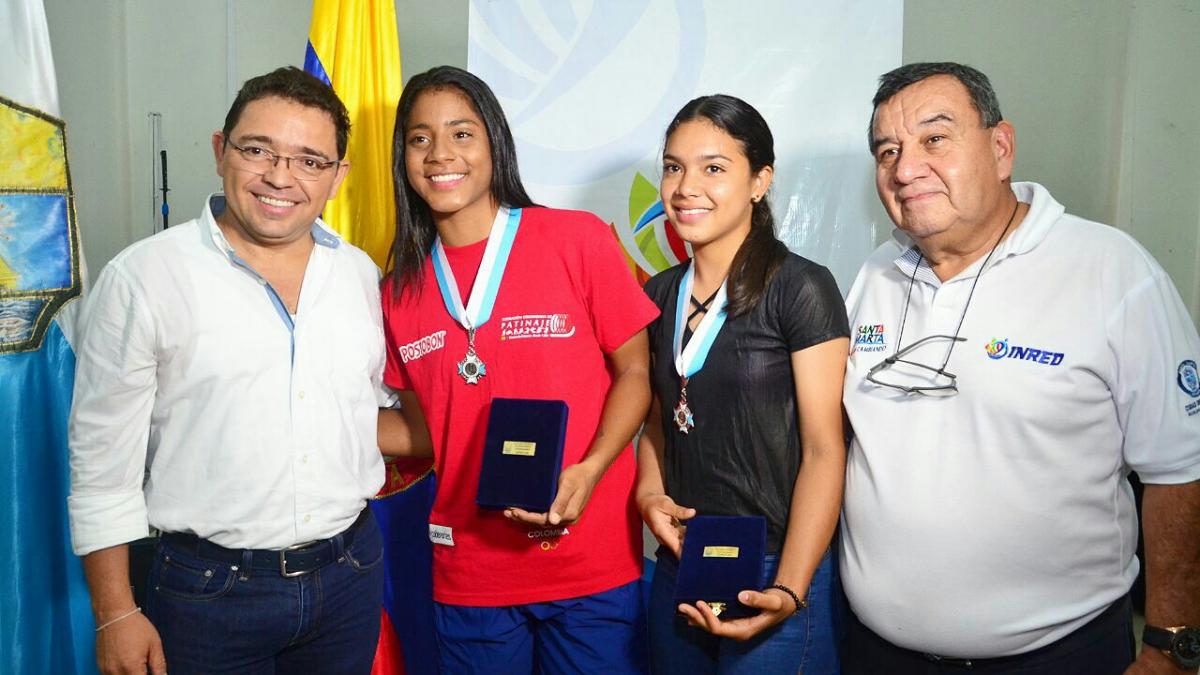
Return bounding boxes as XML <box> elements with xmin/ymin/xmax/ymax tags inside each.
<box><xmin>70</xmin><ymin>264</ymin><xmax>166</xmax><ymax>674</ymax></box>
<box><xmin>83</xmin><ymin>545</ymin><xmax>166</xmax><ymax>675</ymax></box>
<box><xmin>508</xmin><ymin>328</ymin><xmax>652</xmax><ymax>526</ymax></box>
<box><xmin>680</xmin><ymin>336</ymin><xmax>849</xmax><ymax>640</ymax></box>
<box><xmin>1127</xmin><ymin>479</ymin><xmax>1200</xmax><ymax>675</ymax></box>
<box><xmin>377</xmin><ymin>391</ymin><xmax>433</xmax><ymax>457</ymax></box>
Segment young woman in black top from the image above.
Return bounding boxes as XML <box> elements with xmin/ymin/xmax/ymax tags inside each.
<box><xmin>636</xmin><ymin>95</ymin><xmax>849</xmax><ymax>673</ymax></box>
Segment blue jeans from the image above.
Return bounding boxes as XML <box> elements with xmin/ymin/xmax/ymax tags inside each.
<box><xmin>435</xmin><ymin>580</ymin><xmax>646</xmax><ymax>674</ymax></box>
<box><xmin>144</xmin><ymin>511</ymin><xmax>385</xmax><ymax>674</ymax></box>
<box><xmin>648</xmin><ymin>547</ymin><xmax>842</xmax><ymax>674</ymax></box>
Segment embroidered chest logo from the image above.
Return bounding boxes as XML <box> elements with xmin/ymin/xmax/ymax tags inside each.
<box><xmin>985</xmin><ymin>338</ymin><xmax>1064</xmax><ymax>366</ymax></box>
<box><xmin>1178</xmin><ymin>360</ymin><xmax>1200</xmax><ymax>417</ymax></box>
<box><xmin>499</xmin><ymin>314</ymin><xmax>576</xmax><ymax>341</ymax></box>
<box><xmin>398</xmin><ymin>330</ymin><xmax>447</xmax><ymax>363</ymax></box>
<box><xmin>854</xmin><ymin>324</ymin><xmax>887</xmax><ymax>353</ymax></box>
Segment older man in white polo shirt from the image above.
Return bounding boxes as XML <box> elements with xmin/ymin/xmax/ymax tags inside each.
<box><xmin>68</xmin><ymin>67</ymin><xmax>389</xmax><ymax>674</ymax></box>
<box><xmin>842</xmin><ymin>62</ymin><xmax>1200</xmax><ymax>674</ymax></box>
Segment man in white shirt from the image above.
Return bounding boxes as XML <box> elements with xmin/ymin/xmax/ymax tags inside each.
<box><xmin>842</xmin><ymin>62</ymin><xmax>1200</xmax><ymax>674</ymax></box>
<box><xmin>69</xmin><ymin>67</ymin><xmax>388</xmax><ymax>674</ymax></box>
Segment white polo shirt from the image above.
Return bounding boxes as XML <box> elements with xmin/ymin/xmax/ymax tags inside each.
<box><xmin>68</xmin><ymin>195</ymin><xmax>388</xmax><ymax>555</ymax></box>
<box><xmin>842</xmin><ymin>182</ymin><xmax>1200</xmax><ymax>657</ymax></box>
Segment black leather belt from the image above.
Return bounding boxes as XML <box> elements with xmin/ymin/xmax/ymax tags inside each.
<box><xmin>161</xmin><ymin>509</ymin><xmax>369</xmax><ymax>578</ymax></box>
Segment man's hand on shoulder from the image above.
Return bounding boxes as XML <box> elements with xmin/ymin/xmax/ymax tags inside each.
<box><xmin>95</xmin><ymin>610</ymin><xmax>166</xmax><ymax>675</ymax></box>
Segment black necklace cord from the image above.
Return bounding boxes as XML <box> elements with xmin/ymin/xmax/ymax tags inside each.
<box><xmin>688</xmin><ymin>287</ymin><xmax>721</xmax><ymax>324</ymax></box>
<box><xmin>892</xmin><ymin>200</ymin><xmax>1021</xmax><ymax>369</ymax></box>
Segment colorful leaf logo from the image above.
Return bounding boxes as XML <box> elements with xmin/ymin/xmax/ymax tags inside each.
<box><xmin>610</xmin><ymin>171</ymin><xmax>689</xmax><ymax>285</ymax></box>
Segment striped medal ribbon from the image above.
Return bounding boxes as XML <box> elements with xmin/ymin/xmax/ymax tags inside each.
<box><xmin>671</xmin><ymin>263</ymin><xmax>729</xmax><ymax>433</ymax></box>
<box><xmin>431</xmin><ymin>206</ymin><xmax>522</xmax><ymax>384</ymax></box>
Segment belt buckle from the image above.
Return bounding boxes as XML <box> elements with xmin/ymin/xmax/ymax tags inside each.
<box><xmin>279</xmin><ymin>541</ymin><xmax>317</xmax><ymax>578</ymax></box>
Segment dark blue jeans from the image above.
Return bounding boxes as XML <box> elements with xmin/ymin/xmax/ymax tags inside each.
<box><xmin>435</xmin><ymin>580</ymin><xmax>646</xmax><ymax>674</ymax></box>
<box><xmin>144</xmin><ymin>511</ymin><xmax>385</xmax><ymax>674</ymax></box>
<box><xmin>648</xmin><ymin>547</ymin><xmax>842</xmax><ymax>674</ymax></box>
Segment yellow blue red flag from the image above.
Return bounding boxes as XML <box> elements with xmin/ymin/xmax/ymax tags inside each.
<box><xmin>304</xmin><ymin>0</ymin><xmax>402</xmax><ymax>268</ymax></box>
<box><xmin>305</xmin><ymin>4</ymin><xmax>438</xmax><ymax>673</ymax></box>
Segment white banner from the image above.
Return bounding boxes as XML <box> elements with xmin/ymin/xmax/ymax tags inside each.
<box><xmin>0</xmin><ymin>0</ymin><xmax>59</xmax><ymax>116</ymax></box>
<box><xmin>468</xmin><ymin>0</ymin><xmax>902</xmax><ymax>291</ymax></box>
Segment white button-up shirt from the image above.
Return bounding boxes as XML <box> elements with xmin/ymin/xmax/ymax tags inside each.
<box><xmin>68</xmin><ymin>195</ymin><xmax>387</xmax><ymax>555</ymax></box>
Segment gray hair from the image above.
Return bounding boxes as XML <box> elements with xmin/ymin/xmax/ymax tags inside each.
<box><xmin>868</xmin><ymin>62</ymin><xmax>1002</xmax><ymax>153</ymax></box>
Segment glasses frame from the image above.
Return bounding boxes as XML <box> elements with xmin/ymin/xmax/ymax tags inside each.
<box><xmin>865</xmin><ymin>202</ymin><xmax>1019</xmax><ymax>399</ymax></box>
<box><xmin>865</xmin><ymin>334</ymin><xmax>967</xmax><ymax>396</ymax></box>
<box><xmin>223</xmin><ymin>139</ymin><xmax>341</xmax><ymax>181</ymax></box>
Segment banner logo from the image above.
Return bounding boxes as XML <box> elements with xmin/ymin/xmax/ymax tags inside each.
<box><xmin>469</xmin><ymin>2</ymin><xmax>706</xmax><ymax>283</ymax></box>
<box><xmin>469</xmin><ymin>1</ymin><xmax>706</xmax><ymax>186</ymax></box>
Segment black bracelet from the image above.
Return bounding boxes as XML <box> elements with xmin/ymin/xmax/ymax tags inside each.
<box><xmin>769</xmin><ymin>583</ymin><xmax>806</xmax><ymax>615</ymax></box>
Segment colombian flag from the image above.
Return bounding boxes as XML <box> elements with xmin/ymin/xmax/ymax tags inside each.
<box><xmin>304</xmin><ymin>0</ymin><xmax>402</xmax><ymax>268</ymax></box>
<box><xmin>305</xmin><ymin>4</ymin><xmax>438</xmax><ymax>673</ymax></box>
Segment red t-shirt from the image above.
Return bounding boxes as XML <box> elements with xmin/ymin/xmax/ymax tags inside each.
<box><xmin>382</xmin><ymin>207</ymin><xmax>660</xmax><ymax>606</ymax></box>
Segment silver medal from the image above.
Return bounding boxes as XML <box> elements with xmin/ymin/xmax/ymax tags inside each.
<box><xmin>432</xmin><ymin>208</ymin><xmax>520</xmax><ymax>388</ymax></box>
<box><xmin>457</xmin><ymin>328</ymin><xmax>486</xmax><ymax>385</ymax></box>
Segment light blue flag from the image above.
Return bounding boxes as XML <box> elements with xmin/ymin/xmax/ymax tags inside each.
<box><xmin>0</xmin><ymin>0</ymin><xmax>97</xmax><ymax>672</ymax></box>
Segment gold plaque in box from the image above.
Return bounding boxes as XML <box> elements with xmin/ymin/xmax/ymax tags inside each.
<box><xmin>502</xmin><ymin>440</ymin><xmax>537</xmax><ymax>456</ymax></box>
<box><xmin>702</xmin><ymin>545</ymin><xmax>740</xmax><ymax>558</ymax></box>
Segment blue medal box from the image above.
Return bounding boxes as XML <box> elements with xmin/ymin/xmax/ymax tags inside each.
<box><xmin>475</xmin><ymin>398</ymin><xmax>569</xmax><ymax>512</ymax></box>
<box><xmin>674</xmin><ymin>515</ymin><xmax>767</xmax><ymax>619</ymax></box>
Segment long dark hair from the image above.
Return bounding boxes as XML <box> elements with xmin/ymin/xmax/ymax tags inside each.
<box><xmin>664</xmin><ymin>95</ymin><xmax>787</xmax><ymax>316</ymax></box>
<box><xmin>389</xmin><ymin>66</ymin><xmax>535</xmax><ymax>296</ymax></box>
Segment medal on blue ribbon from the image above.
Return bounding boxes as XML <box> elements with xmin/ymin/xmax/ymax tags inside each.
<box><xmin>431</xmin><ymin>206</ymin><xmax>521</xmax><ymax>384</ymax></box>
<box><xmin>672</xmin><ymin>263</ymin><xmax>729</xmax><ymax>433</ymax></box>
